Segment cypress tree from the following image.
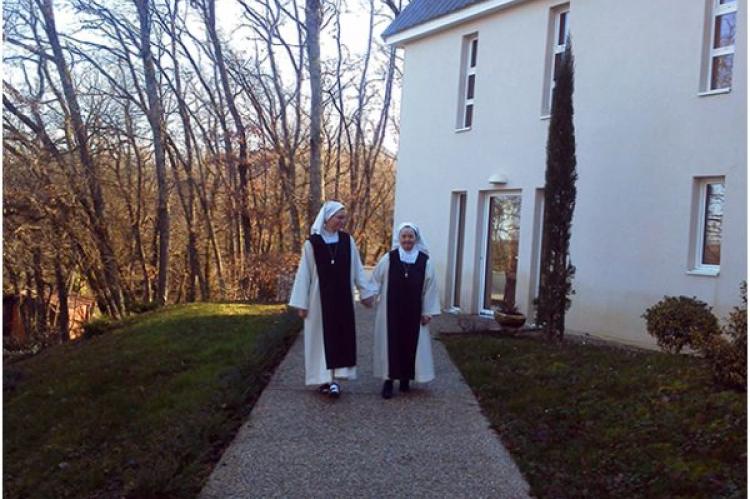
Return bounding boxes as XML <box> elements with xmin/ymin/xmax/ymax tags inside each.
<box><xmin>537</xmin><ymin>39</ymin><xmax>577</xmax><ymax>341</ymax></box>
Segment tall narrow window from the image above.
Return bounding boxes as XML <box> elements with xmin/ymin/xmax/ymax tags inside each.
<box><xmin>457</xmin><ymin>34</ymin><xmax>478</xmax><ymax>129</ymax></box>
<box><xmin>692</xmin><ymin>177</ymin><xmax>725</xmax><ymax>272</ymax></box>
<box><xmin>706</xmin><ymin>0</ymin><xmax>737</xmax><ymax>90</ymax></box>
<box><xmin>530</xmin><ymin>189</ymin><xmax>545</xmax><ymax>304</ymax></box>
<box><xmin>542</xmin><ymin>5</ymin><xmax>570</xmax><ymax>115</ymax></box>
<box><xmin>448</xmin><ymin>192</ymin><xmax>467</xmax><ymax>309</ymax></box>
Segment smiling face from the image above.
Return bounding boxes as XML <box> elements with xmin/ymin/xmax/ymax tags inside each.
<box><xmin>324</xmin><ymin>209</ymin><xmax>347</xmax><ymax>232</ymax></box>
<box><xmin>399</xmin><ymin>227</ymin><xmax>417</xmax><ymax>251</ymax></box>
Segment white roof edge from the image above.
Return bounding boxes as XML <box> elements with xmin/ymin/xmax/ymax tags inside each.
<box><xmin>383</xmin><ymin>0</ymin><xmax>528</xmax><ymax>46</ymax></box>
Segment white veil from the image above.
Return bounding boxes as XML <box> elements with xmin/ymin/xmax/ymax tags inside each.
<box><xmin>392</xmin><ymin>222</ymin><xmax>429</xmax><ymax>260</ymax></box>
<box><xmin>310</xmin><ymin>201</ymin><xmax>345</xmax><ymax>235</ymax></box>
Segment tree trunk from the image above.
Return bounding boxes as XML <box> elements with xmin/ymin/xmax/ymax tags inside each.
<box><xmin>135</xmin><ymin>0</ymin><xmax>170</xmax><ymax>306</ymax></box>
<box><xmin>123</xmin><ymin>104</ymin><xmax>152</xmax><ymax>303</ymax></box>
<box><xmin>278</xmin><ymin>156</ymin><xmax>302</xmax><ymax>251</ymax></box>
<box><xmin>33</xmin><ymin>247</ymin><xmax>46</xmax><ymax>337</ymax></box>
<box><xmin>306</xmin><ymin>0</ymin><xmax>323</xmax><ymax>224</ymax></box>
<box><xmin>54</xmin><ymin>251</ymin><xmax>70</xmax><ymax>342</ymax></box>
<box><xmin>203</xmin><ymin>0</ymin><xmax>253</xmax><ymax>266</ymax></box>
<box><xmin>38</xmin><ymin>0</ymin><xmax>125</xmax><ymax>318</ymax></box>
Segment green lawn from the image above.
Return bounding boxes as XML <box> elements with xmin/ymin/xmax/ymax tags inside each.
<box><xmin>4</xmin><ymin>303</ymin><xmax>300</xmax><ymax>498</ymax></box>
<box><xmin>443</xmin><ymin>333</ymin><xmax>746</xmax><ymax>498</ymax></box>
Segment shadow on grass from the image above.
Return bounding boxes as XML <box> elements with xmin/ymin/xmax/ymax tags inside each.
<box><xmin>4</xmin><ymin>303</ymin><xmax>301</xmax><ymax>498</ymax></box>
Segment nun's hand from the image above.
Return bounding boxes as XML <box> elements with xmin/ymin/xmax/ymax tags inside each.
<box><xmin>298</xmin><ymin>309</ymin><xmax>308</xmax><ymax>319</ymax></box>
<box><xmin>361</xmin><ymin>296</ymin><xmax>374</xmax><ymax>308</ymax></box>
<box><xmin>420</xmin><ymin>315</ymin><xmax>431</xmax><ymax>326</ymax></box>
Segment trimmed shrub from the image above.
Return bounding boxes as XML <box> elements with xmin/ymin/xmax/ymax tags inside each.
<box><xmin>701</xmin><ymin>283</ymin><xmax>747</xmax><ymax>390</ymax></box>
<box><xmin>129</xmin><ymin>301</ymin><xmax>160</xmax><ymax>314</ymax></box>
<box><xmin>242</xmin><ymin>253</ymin><xmax>299</xmax><ymax>303</ymax></box>
<box><xmin>82</xmin><ymin>317</ymin><xmax>115</xmax><ymax>338</ymax></box>
<box><xmin>642</xmin><ymin>296</ymin><xmax>720</xmax><ymax>353</ymax></box>
<box><xmin>725</xmin><ymin>282</ymin><xmax>748</xmax><ymax>343</ymax></box>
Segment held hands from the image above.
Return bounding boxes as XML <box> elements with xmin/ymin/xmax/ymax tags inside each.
<box><xmin>298</xmin><ymin>309</ymin><xmax>308</xmax><ymax>319</ymax></box>
<box><xmin>420</xmin><ymin>315</ymin><xmax>431</xmax><ymax>326</ymax></box>
<box><xmin>361</xmin><ymin>296</ymin><xmax>375</xmax><ymax>308</ymax></box>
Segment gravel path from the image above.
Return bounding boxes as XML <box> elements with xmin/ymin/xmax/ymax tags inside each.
<box><xmin>200</xmin><ymin>304</ymin><xmax>531</xmax><ymax>498</ymax></box>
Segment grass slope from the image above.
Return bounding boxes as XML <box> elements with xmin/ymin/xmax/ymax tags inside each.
<box><xmin>4</xmin><ymin>303</ymin><xmax>300</xmax><ymax>498</ymax></box>
<box><xmin>443</xmin><ymin>334</ymin><xmax>746</xmax><ymax>498</ymax></box>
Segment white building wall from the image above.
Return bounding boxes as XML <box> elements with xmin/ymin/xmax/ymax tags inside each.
<box><xmin>393</xmin><ymin>0</ymin><xmax>747</xmax><ymax>348</ymax></box>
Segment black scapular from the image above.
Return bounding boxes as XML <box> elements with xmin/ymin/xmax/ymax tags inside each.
<box><xmin>309</xmin><ymin>232</ymin><xmax>356</xmax><ymax>369</ymax></box>
<box><xmin>386</xmin><ymin>249</ymin><xmax>428</xmax><ymax>380</ymax></box>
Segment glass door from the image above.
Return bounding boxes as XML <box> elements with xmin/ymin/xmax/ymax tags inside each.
<box><xmin>481</xmin><ymin>193</ymin><xmax>522</xmax><ymax>313</ymax></box>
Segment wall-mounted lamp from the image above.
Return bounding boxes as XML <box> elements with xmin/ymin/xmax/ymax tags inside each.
<box><xmin>488</xmin><ymin>173</ymin><xmax>508</xmax><ymax>184</ymax></box>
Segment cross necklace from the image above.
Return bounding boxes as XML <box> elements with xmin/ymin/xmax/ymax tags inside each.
<box><xmin>400</xmin><ymin>260</ymin><xmax>412</xmax><ymax>278</ymax></box>
<box><xmin>326</xmin><ymin>241</ymin><xmax>338</xmax><ymax>265</ymax></box>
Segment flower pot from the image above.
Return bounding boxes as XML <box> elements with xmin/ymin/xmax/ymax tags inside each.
<box><xmin>494</xmin><ymin>310</ymin><xmax>526</xmax><ymax>329</ymax></box>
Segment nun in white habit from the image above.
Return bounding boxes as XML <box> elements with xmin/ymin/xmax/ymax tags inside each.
<box><xmin>289</xmin><ymin>201</ymin><xmax>376</xmax><ymax>398</ymax></box>
<box><xmin>371</xmin><ymin>223</ymin><xmax>440</xmax><ymax>399</ymax></box>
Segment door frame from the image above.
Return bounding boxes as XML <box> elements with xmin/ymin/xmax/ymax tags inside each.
<box><xmin>477</xmin><ymin>190</ymin><xmax>522</xmax><ymax>315</ymax></box>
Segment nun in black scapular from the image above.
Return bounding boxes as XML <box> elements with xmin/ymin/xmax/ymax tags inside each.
<box><xmin>371</xmin><ymin>223</ymin><xmax>440</xmax><ymax>399</ymax></box>
<box><xmin>289</xmin><ymin>201</ymin><xmax>376</xmax><ymax>398</ymax></box>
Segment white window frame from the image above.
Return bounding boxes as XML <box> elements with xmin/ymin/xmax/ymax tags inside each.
<box><xmin>457</xmin><ymin>34</ymin><xmax>478</xmax><ymax>131</ymax></box>
<box><xmin>706</xmin><ymin>0</ymin><xmax>737</xmax><ymax>91</ymax></box>
<box><xmin>478</xmin><ymin>190</ymin><xmax>523</xmax><ymax>315</ymax></box>
<box><xmin>691</xmin><ymin>177</ymin><xmax>725</xmax><ymax>275</ymax></box>
<box><xmin>446</xmin><ymin>191</ymin><xmax>467</xmax><ymax>311</ymax></box>
<box><xmin>528</xmin><ymin>188</ymin><xmax>545</xmax><ymax>319</ymax></box>
<box><xmin>542</xmin><ymin>4</ymin><xmax>570</xmax><ymax>117</ymax></box>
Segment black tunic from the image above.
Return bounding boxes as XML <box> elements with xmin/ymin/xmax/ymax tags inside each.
<box><xmin>309</xmin><ymin>232</ymin><xmax>356</xmax><ymax>369</ymax></box>
<box><xmin>386</xmin><ymin>249</ymin><xmax>428</xmax><ymax>380</ymax></box>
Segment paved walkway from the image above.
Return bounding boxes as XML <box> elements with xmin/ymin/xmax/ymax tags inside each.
<box><xmin>200</xmin><ymin>305</ymin><xmax>530</xmax><ymax>498</ymax></box>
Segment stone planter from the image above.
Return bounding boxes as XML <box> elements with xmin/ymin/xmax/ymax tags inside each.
<box><xmin>494</xmin><ymin>310</ymin><xmax>527</xmax><ymax>329</ymax></box>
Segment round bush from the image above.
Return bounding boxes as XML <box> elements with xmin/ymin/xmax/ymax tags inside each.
<box><xmin>82</xmin><ymin>317</ymin><xmax>114</xmax><ymax>338</ymax></box>
<box><xmin>129</xmin><ymin>301</ymin><xmax>160</xmax><ymax>314</ymax></box>
<box><xmin>703</xmin><ymin>336</ymin><xmax>746</xmax><ymax>390</ymax></box>
<box><xmin>642</xmin><ymin>296</ymin><xmax>720</xmax><ymax>353</ymax></box>
<box><xmin>702</xmin><ymin>283</ymin><xmax>747</xmax><ymax>390</ymax></box>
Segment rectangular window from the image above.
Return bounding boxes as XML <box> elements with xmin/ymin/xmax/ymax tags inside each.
<box><xmin>706</xmin><ymin>0</ymin><xmax>737</xmax><ymax>91</ymax></box>
<box><xmin>530</xmin><ymin>189</ymin><xmax>545</xmax><ymax>309</ymax></box>
<box><xmin>692</xmin><ymin>177</ymin><xmax>725</xmax><ymax>272</ymax></box>
<box><xmin>542</xmin><ymin>5</ymin><xmax>570</xmax><ymax>115</ymax></box>
<box><xmin>447</xmin><ymin>192</ymin><xmax>467</xmax><ymax>309</ymax></box>
<box><xmin>457</xmin><ymin>34</ymin><xmax>478</xmax><ymax>130</ymax></box>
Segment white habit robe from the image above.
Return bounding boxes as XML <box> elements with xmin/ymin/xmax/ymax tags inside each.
<box><xmin>371</xmin><ymin>253</ymin><xmax>441</xmax><ymax>383</ymax></box>
<box><xmin>289</xmin><ymin>236</ymin><xmax>376</xmax><ymax>385</ymax></box>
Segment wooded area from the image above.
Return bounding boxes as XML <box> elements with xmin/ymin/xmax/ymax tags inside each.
<box><xmin>3</xmin><ymin>0</ymin><xmax>402</xmax><ymax>344</ymax></box>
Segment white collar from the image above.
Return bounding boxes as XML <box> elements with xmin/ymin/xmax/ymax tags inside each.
<box><xmin>398</xmin><ymin>246</ymin><xmax>419</xmax><ymax>264</ymax></box>
<box><xmin>320</xmin><ymin>228</ymin><xmax>339</xmax><ymax>244</ymax></box>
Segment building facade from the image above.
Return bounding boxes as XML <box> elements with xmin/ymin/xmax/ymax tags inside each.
<box><xmin>384</xmin><ymin>0</ymin><xmax>747</xmax><ymax>348</ymax></box>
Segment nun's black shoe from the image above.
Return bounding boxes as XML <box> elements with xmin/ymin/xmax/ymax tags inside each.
<box><xmin>381</xmin><ymin>380</ymin><xmax>394</xmax><ymax>399</ymax></box>
<box><xmin>399</xmin><ymin>379</ymin><xmax>410</xmax><ymax>392</ymax></box>
<box><xmin>317</xmin><ymin>383</ymin><xmax>331</xmax><ymax>395</ymax></box>
<box><xmin>328</xmin><ymin>382</ymin><xmax>341</xmax><ymax>399</ymax></box>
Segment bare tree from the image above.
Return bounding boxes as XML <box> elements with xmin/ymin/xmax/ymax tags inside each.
<box><xmin>3</xmin><ymin>0</ymin><xmax>402</xmax><ymax>346</ymax></box>
<box><xmin>196</xmin><ymin>0</ymin><xmax>254</xmax><ymax>272</ymax></box>
<box><xmin>306</xmin><ymin>0</ymin><xmax>323</xmax><ymax>224</ymax></box>
<box><xmin>32</xmin><ymin>0</ymin><xmax>126</xmax><ymax>317</ymax></box>
<box><xmin>135</xmin><ymin>0</ymin><xmax>171</xmax><ymax>305</ymax></box>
